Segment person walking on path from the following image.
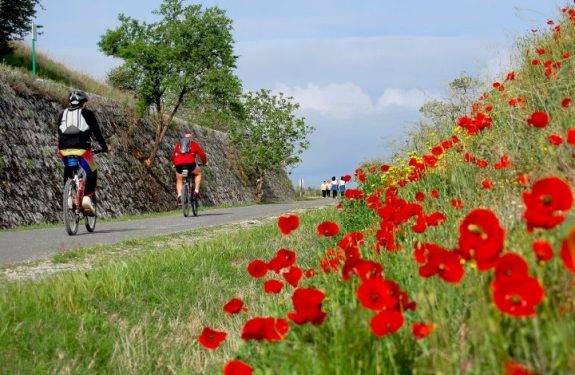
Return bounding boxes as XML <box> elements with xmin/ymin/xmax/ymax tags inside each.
<box><xmin>330</xmin><ymin>176</ymin><xmax>339</xmax><ymax>199</ymax></box>
<box><xmin>339</xmin><ymin>176</ymin><xmax>346</xmax><ymax>197</ymax></box>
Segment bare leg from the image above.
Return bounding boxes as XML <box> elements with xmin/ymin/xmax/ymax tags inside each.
<box><xmin>193</xmin><ymin>166</ymin><xmax>202</xmax><ymax>192</ymax></box>
<box><xmin>176</xmin><ymin>173</ymin><xmax>183</xmax><ymax>196</ymax></box>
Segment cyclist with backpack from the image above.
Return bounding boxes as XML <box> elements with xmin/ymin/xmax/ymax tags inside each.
<box><xmin>57</xmin><ymin>90</ymin><xmax>111</xmax><ymax>213</ymax></box>
<box><xmin>172</xmin><ymin>131</ymin><xmax>207</xmax><ymax>205</ymax></box>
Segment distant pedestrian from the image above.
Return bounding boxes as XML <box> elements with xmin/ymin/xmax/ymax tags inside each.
<box><xmin>339</xmin><ymin>176</ymin><xmax>346</xmax><ymax>197</ymax></box>
<box><xmin>320</xmin><ymin>181</ymin><xmax>327</xmax><ymax>198</ymax></box>
<box><xmin>331</xmin><ymin>176</ymin><xmax>339</xmax><ymax>198</ymax></box>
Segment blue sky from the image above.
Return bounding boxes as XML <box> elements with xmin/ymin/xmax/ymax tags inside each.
<box><xmin>30</xmin><ymin>1</ymin><xmax>566</xmax><ymax>187</ymax></box>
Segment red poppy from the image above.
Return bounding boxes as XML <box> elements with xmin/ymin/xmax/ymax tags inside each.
<box><xmin>342</xmin><ymin>175</ymin><xmax>352</xmax><ymax>182</ymax></box>
<box><xmin>523</xmin><ymin>177</ymin><xmax>574</xmax><ymax>231</ymax></box>
<box><xmin>347</xmin><ymin>259</ymin><xmax>384</xmax><ymax>282</ymax></box>
<box><xmin>482</xmin><ymin>179</ymin><xmax>493</xmax><ymax>189</ymax></box>
<box><xmin>381</xmin><ymin>164</ymin><xmax>390</xmax><ymax>172</ymax></box>
<box><xmin>527</xmin><ymin>111</ymin><xmax>549</xmax><ymax>128</ymax></box>
<box><xmin>494</xmin><ymin>155</ymin><xmax>511</xmax><ymax>170</ymax></box>
<box><xmin>304</xmin><ymin>268</ymin><xmax>316</xmax><ymax>278</ymax></box>
<box><xmin>517</xmin><ymin>173</ymin><xmax>529</xmax><ymax>186</ymax></box>
<box><xmin>504</xmin><ymin>360</ymin><xmax>536</xmax><ymax>375</ymax></box>
<box><xmin>317</xmin><ymin>221</ymin><xmax>340</xmax><ymax>237</ymax></box>
<box><xmin>458</xmin><ymin>209</ymin><xmax>505</xmax><ymax>271</ymax></box>
<box><xmin>241</xmin><ymin>317</ymin><xmax>289</xmax><ymax>341</ymax></box>
<box><xmin>566</xmin><ymin>128</ymin><xmax>575</xmax><ymax>146</ymax></box>
<box><xmin>283</xmin><ymin>266</ymin><xmax>303</xmax><ymax>288</ymax></box>
<box><xmin>426</xmin><ymin>211</ymin><xmax>447</xmax><ymax>227</ymax></box>
<box><xmin>247</xmin><ymin>259</ymin><xmax>268</xmax><ymax>278</ymax></box>
<box><xmin>493</xmin><ymin>276</ymin><xmax>544</xmax><ymax>317</ymax></box>
<box><xmin>506</xmin><ymin>71</ymin><xmax>516</xmax><ymax>81</ymax></box>
<box><xmin>532</xmin><ymin>59</ymin><xmax>541</xmax><ymax>65</ymax></box>
<box><xmin>476</xmin><ymin>159</ymin><xmax>488</xmax><ymax>168</ymax></box>
<box><xmin>532</xmin><ymin>240</ymin><xmax>554</xmax><ymax>262</ymax></box>
<box><xmin>356</xmin><ymin>278</ymin><xmax>399</xmax><ymax>311</ymax></box>
<box><xmin>412</xmin><ymin>322</ymin><xmax>435</xmax><ymax>339</ymax></box>
<box><xmin>535</xmin><ymin>47</ymin><xmax>546</xmax><ymax>55</ymax></box>
<box><xmin>560</xmin><ymin>227</ymin><xmax>575</xmax><ymax>273</ymax></box>
<box><xmin>198</xmin><ymin>327</ymin><xmax>227</xmax><ymax>349</ymax></box>
<box><xmin>418</xmin><ymin>243</ymin><xmax>465</xmax><ymax>283</ymax></box>
<box><xmin>344</xmin><ymin>189</ymin><xmax>364</xmax><ymax>200</ymax></box>
<box><xmin>431</xmin><ymin>146</ymin><xmax>443</xmax><ymax>156</ymax></box>
<box><xmin>415</xmin><ymin>192</ymin><xmax>425</xmax><ymax>202</ymax></box>
<box><xmin>492</xmin><ymin>253</ymin><xmax>529</xmax><ymax>288</ymax></box>
<box><xmin>451</xmin><ymin>199</ymin><xmax>463</xmax><ymax>209</ymax></box>
<box><xmin>563</xmin><ymin>52</ymin><xmax>571</xmax><ymax>59</ymax></box>
<box><xmin>548</xmin><ymin>134</ymin><xmax>563</xmax><ymax>146</ymax></box>
<box><xmin>268</xmin><ymin>248</ymin><xmax>297</xmax><ymax>273</ymax></box>
<box><xmin>288</xmin><ymin>287</ymin><xmax>327</xmax><ymax>325</ymax></box>
<box><xmin>277</xmin><ymin>214</ymin><xmax>300</xmax><ymax>235</ymax></box>
<box><xmin>430</xmin><ymin>189</ymin><xmax>439</xmax><ymax>198</ymax></box>
<box><xmin>264</xmin><ymin>279</ymin><xmax>284</xmax><ymax>294</ymax></box>
<box><xmin>370</xmin><ymin>310</ymin><xmax>404</xmax><ymax>337</ymax></box>
<box><xmin>224</xmin><ymin>360</ymin><xmax>253</xmax><ymax>375</ymax></box>
<box><xmin>562</xmin><ymin>97</ymin><xmax>572</xmax><ymax>107</ymax></box>
<box><xmin>223</xmin><ymin>297</ymin><xmax>247</xmax><ymax>314</ymax></box>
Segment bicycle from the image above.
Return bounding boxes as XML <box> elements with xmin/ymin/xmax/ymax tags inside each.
<box><xmin>181</xmin><ymin>167</ymin><xmax>200</xmax><ymax>217</ymax></box>
<box><xmin>62</xmin><ymin>149</ymin><xmax>105</xmax><ymax>235</ymax></box>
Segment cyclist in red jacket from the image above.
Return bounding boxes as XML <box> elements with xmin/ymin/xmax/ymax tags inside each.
<box><xmin>172</xmin><ymin>132</ymin><xmax>207</xmax><ymax>205</ymax></box>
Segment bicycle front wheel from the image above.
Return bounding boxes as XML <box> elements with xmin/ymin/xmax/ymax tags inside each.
<box><xmin>182</xmin><ymin>183</ymin><xmax>191</xmax><ymax>217</ymax></box>
<box><xmin>85</xmin><ymin>193</ymin><xmax>97</xmax><ymax>232</ymax></box>
<box><xmin>63</xmin><ymin>179</ymin><xmax>79</xmax><ymax>235</ymax></box>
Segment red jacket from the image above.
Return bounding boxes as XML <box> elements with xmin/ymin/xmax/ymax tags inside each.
<box><xmin>172</xmin><ymin>139</ymin><xmax>207</xmax><ymax>166</ymax></box>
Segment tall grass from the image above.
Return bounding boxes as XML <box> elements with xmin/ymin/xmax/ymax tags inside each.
<box><xmin>1</xmin><ymin>42</ymin><xmax>132</xmax><ymax>102</ymax></box>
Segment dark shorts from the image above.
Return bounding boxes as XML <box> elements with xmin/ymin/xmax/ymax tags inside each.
<box><xmin>175</xmin><ymin>163</ymin><xmax>196</xmax><ymax>174</ymax></box>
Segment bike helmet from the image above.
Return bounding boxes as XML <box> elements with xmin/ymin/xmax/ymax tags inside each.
<box><xmin>69</xmin><ymin>90</ymin><xmax>88</xmax><ymax>106</ymax></box>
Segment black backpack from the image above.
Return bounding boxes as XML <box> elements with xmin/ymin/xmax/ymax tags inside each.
<box><xmin>179</xmin><ymin>137</ymin><xmax>191</xmax><ymax>154</ymax></box>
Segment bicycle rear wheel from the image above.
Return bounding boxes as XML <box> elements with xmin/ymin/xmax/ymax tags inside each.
<box><xmin>191</xmin><ymin>193</ymin><xmax>199</xmax><ymax>217</ymax></box>
<box><xmin>85</xmin><ymin>194</ymin><xmax>97</xmax><ymax>232</ymax></box>
<box><xmin>63</xmin><ymin>179</ymin><xmax>79</xmax><ymax>235</ymax></box>
<box><xmin>182</xmin><ymin>182</ymin><xmax>191</xmax><ymax>217</ymax></box>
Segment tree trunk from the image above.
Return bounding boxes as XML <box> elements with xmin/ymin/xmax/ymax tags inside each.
<box><xmin>254</xmin><ymin>172</ymin><xmax>265</xmax><ymax>203</ymax></box>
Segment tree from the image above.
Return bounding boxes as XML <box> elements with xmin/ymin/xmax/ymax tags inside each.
<box><xmin>229</xmin><ymin>89</ymin><xmax>314</xmax><ymax>202</ymax></box>
<box><xmin>99</xmin><ymin>0</ymin><xmax>241</xmax><ymax>167</ymax></box>
<box><xmin>0</xmin><ymin>0</ymin><xmax>42</xmax><ymax>57</ymax></box>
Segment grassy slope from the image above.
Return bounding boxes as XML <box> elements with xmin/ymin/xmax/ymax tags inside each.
<box><xmin>2</xmin><ymin>7</ymin><xmax>575</xmax><ymax>375</ymax></box>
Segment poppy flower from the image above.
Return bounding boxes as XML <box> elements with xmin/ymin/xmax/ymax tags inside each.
<box><xmin>458</xmin><ymin>209</ymin><xmax>505</xmax><ymax>271</ymax></box>
<box><xmin>527</xmin><ymin>111</ymin><xmax>549</xmax><ymax>128</ymax></box>
<box><xmin>241</xmin><ymin>317</ymin><xmax>289</xmax><ymax>341</ymax></box>
<box><xmin>381</xmin><ymin>164</ymin><xmax>390</xmax><ymax>172</ymax></box>
<box><xmin>562</xmin><ymin>97</ymin><xmax>572</xmax><ymax>107</ymax></box>
<box><xmin>317</xmin><ymin>221</ymin><xmax>340</xmax><ymax>237</ymax></box>
<box><xmin>224</xmin><ymin>297</ymin><xmax>247</xmax><ymax>314</ymax></box>
<box><xmin>224</xmin><ymin>360</ymin><xmax>253</xmax><ymax>375</ymax></box>
<box><xmin>277</xmin><ymin>214</ymin><xmax>300</xmax><ymax>235</ymax></box>
<box><xmin>506</xmin><ymin>71</ymin><xmax>516</xmax><ymax>81</ymax></box>
<box><xmin>356</xmin><ymin>278</ymin><xmax>400</xmax><ymax>311</ymax></box>
<box><xmin>566</xmin><ymin>128</ymin><xmax>575</xmax><ymax>146</ymax></box>
<box><xmin>504</xmin><ymin>360</ymin><xmax>536</xmax><ymax>375</ymax></box>
<box><xmin>548</xmin><ymin>134</ymin><xmax>563</xmax><ymax>146</ymax></box>
<box><xmin>370</xmin><ymin>310</ymin><xmax>404</xmax><ymax>337</ymax></box>
<box><xmin>264</xmin><ymin>279</ymin><xmax>284</xmax><ymax>294</ymax></box>
<box><xmin>198</xmin><ymin>327</ymin><xmax>227</xmax><ymax>349</ymax></box>
<box><xmin>348</xmin><ymin>259</ymin><xmax>384</xmax><ymax>282</ymax></box>
<box><xmin>288</xmin><ymin>287</ymin><xmax>327</xmax><ymax>325</ymax></box>
<box><xmin>492</xmin><ymin>253</ymin><xmax>529</xmax><ymax>288</ymax></box>
<box><xmin>430</xmin><ymin>189</ymin><xmax>439</xmax><ymax>198</ymax></box>
<box><xmin>560</xmin><ymin>227</ymin><xmax>575</xmax><ymax>273</ymax></box>
<box><xmin>476</xmin><ymin>159</ymin><xmax>488</xmax><ymax>168</ymax></box>
<box><xmin>342</xmin><ymin>175</ymin><xmax>352</xmax><ymax>182</ymax></box>
<box><xmin>247</xmin><ymin>259</ymin><xmax>268</xmax><ymax>278</ymax></box>
<box><xmin>482</xmin><ymin>179</ymin><xmax>493</xmax><ymax>189</ymax></box>
<box><xmin>494</xmin><ymin>155</ymin><xmax>511</xmax><ymax>170</ymax></box>
<box><xmin>431</xmin><ymin>146</ymin><xmax>444</xmax><ymax>156</ymax></box>
<box><xmin>415</xmin><ymin>192</ymin><xmax>425</xmax><ymax>202</ymax></box>
<box><xmin>535</xmin><ymin>47</ymin><xmax>546</xmax><ymax>55</ymax></box>
<box><xmin>418</xmin><ymin>243</ymin><xmax>465</xmax><ymax>283</ymax></box>
<box><xmin>493</xmin><ymin>276</ymin><xmax>544</xmax><ymax>317</ymax></box>
<box><xmin>412</xmin><ymin>322</ymin><xmax>435</xmax><ymax>339</ymax></box>
<box><xmin>283</xmin><ymin>266</ymin><xmax>303</xmax><ymax>288</ymax></box>
<box><xmin>517</xmin><ymin>173</ymin><xmax>529</xmax><ymax>186</ymax></box>
<box><xmin>268</xmin><ymin>248</ymin><xmax>297</xmax><ymax>272</ymax></box>
<box><xmin>532</xmin><ymin>240</ymin><xmax>554</xmax><ymax>262</ymax></box>
<box><xmin>523</xmin><ymin>177</ymin><xmax>574</xmax><ymax>231</ymax></box>
<box><xmin>563</xmin><ymin>52</ymin><xmax>571</xmax><ymax>59</ymax></box>
<box><xmin>532</xmin><ymin>59</ymin><xmax>541</xmax><ymax>65</ymax></box>
<box><xmin>451</xmin><ymin>199</ymin><xmax>463</xmax><ymax>209</ymax></box>
<box><xmin>426</xmin><ymin>211</ymin><xmax>447</xmax><ymax>226</ymax></box>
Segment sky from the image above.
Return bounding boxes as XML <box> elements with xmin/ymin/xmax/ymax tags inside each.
<box><xmin>29</xmin><ymin>0</ymin><xmax>567</xmax><ymax>187</ymax></box>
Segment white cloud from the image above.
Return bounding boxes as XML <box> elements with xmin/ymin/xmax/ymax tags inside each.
<box><xmin>274</xmin><ymin>82</ymin><xmax>437</xmax><ymax>119</ymax></box>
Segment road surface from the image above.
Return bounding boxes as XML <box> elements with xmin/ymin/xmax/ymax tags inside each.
<box><xmin>0</xmin><ymin>200</ymin><xmax>333</xmax><ymax>265</ymax></box>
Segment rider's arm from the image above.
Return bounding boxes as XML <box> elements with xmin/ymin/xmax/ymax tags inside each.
<box><xmin>192</xmin><ymin>142</ymin><xmax>207</xmax><ymax>165</ymax></box>
<box><xmin>82</xmin><ymin>109</ymin><xmax>108</xmax><ymax>151</ymax></box>
<box><xmin>171</xmin><ymin>143</ymin><xmax>180</xmax><ymax>165</ymax></box>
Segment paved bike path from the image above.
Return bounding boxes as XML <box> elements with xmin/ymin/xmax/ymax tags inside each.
<box><xmin>0</xmin><ymin>200</ymin><xmax>334</xmax><ymax>265</ymax></box>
